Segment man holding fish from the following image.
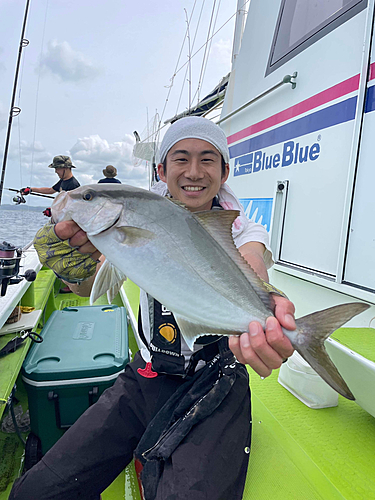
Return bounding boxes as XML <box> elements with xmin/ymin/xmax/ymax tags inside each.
<box><xmin>12</xmin><ymin>117</ymin><xmax>364</xmax><ymax>500</ymax></box>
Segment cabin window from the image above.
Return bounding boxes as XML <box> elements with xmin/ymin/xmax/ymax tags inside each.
<box><xmin>266</xmin><ymin>0</ymin><xmax>367</xmax><ymax>74</ymax></box>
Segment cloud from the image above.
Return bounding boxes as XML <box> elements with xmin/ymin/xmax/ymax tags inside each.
<box><xmin>6</xmin><ymin>140</ymin><xmax>56</xmax><ymax>186</ymax></box>
<box><xmin>38</xmin><ymin>40</ymin><xmax>101</xmax><ymax>83</ymax></box>
<box><xmin>2</xmin><ymin>141</ymin><xmax>58</xmax><ymax>202</ymax></box>
<box><xmin>69</xmin><ymin>134</ymin><xmax>148</xmax><ymax>188</ymax></box>
<box><xmin>3</xmin><ymin>134</ymin><xmax>148</xmax><ymax>202</ymax></box>
<box><xmin>210</xmin><ymin>38</ymin><xmax>232</xmax><ymax>69</ymax></box>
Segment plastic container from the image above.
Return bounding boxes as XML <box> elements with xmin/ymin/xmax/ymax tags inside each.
<box><xmin>278</xmin><ymin>352</ymin><xmax>338</xmax><ymax>409</ymax></box>
<box><xmin>22</xmin><ymin>305</ymin><xmax>129</xmax><ymax>453</ymax></box>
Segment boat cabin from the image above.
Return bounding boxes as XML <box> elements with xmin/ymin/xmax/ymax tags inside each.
<box><xmin>1</xmin><ymin>1</ymin><xmax>375</xmax><ymax>499</ymax></box>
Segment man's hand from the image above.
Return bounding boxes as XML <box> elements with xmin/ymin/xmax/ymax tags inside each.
<box><xmin>229</xmin><ymin>295</ymin><xmax>295</xmax><ymax>377</ymax></box>
<box><xmin>54</xmin><ymin>221</ymin><xmax>101</xmax><ymax>261</ymax></box>
<box><xmin>20</xmin><ymin>187</ymin><xmax>31</xmax><ymax>195</ymax></box>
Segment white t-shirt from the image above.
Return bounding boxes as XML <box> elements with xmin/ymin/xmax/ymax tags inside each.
<box><xmin>138</xmin><ymin>182</ymin><xmax>273</xmax><ymax>364</ymax></box>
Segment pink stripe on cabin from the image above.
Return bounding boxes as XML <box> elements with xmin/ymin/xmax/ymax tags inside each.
<box><xmin>227</xmin><ymin>74</ymin><xmax>360</xmax><ymax>145</ymax></box>
<box><xmin>368</xmin><ymin>62</ymin><xmax>375</xmax><ymax>82</ymax></box>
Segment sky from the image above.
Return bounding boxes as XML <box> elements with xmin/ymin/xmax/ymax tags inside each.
<box><xmin>0</xmin><ymin>0</ymin><xmax>238</xmax><ymax>206</ymax></box>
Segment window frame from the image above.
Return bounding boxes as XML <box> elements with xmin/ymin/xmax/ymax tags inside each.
<box><xmin>265</xmin><ymin>0</ymin><xmax>368</xmax><ymax>76</ymax></box>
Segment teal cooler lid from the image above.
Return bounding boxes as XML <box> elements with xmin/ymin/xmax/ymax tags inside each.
<box><xmin>23</xmin><ymin>305</ymin><xmax>129</xmax><ymax>382</ymax></box>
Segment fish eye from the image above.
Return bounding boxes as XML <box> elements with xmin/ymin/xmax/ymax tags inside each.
<box><xmin>82</xmin><ymin>191</ymin><xmax>94</xmax><ymax>201</ymax></box>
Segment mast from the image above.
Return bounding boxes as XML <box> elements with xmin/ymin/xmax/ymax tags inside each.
<box><xmin>0</xmin><ymin>0</ymin><xmax>31</xmax><ymax>205</ymax></box>
<box><xmin>231</xmin><ymin>0</ymin><xmax>247</xmax><ymax>65</ymax></box>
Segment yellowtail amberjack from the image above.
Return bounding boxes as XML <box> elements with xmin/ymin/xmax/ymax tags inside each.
<box><xmin>52</xmin><ymin>184</ymin><xmax>370</xmax><ymax>400</ymax></box>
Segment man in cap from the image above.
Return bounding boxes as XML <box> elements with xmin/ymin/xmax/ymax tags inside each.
<box><xmin>10</xmin><ymin>117</ymin><xmax>295</xmax><ymax>500</ymax></box>
<box><xmin>20</xmin><ymin>155</ymin><xmax>80</xmax><ymax>196</ymax></box>
<box><xmin>98</xmin><ymin>165</ymin><xmax>121</xmax><ymax>184</ymax></box>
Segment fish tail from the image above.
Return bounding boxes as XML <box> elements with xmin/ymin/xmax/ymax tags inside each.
<box><xmin>294</xmin><ymin>302</ymin><xmax>370</xmax><ymax>400</ymax></box>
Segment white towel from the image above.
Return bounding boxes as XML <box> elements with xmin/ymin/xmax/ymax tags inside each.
<box><xmin>158</xmin><ymin>116</ymin><xmax>230</xmax><ymax>164</ymax></box>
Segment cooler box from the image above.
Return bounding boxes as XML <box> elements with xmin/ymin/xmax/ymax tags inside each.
<box><xmin>22</xmin><ymin>305</ymin><xmax>129</xmax><ymax>454</ymax></box>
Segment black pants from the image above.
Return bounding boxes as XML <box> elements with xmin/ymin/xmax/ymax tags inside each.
<box><xmin>9</xmin><ymin>352</ymin><xmax>251</xmax><ymax>500</ymax></box>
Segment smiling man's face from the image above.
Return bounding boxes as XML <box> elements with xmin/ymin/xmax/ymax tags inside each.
<box><xmin>158</xmin><ymin>138</ymin><xmax>229</xmax><ymax>212</ymax></box>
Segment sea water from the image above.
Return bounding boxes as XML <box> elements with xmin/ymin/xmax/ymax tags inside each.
<box><xmin>0</xmin><ymin>209</ymin><xmax>47</xmax><ymax>248</ymax></box>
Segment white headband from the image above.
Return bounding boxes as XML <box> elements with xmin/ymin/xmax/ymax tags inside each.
<box><xmin>158</xmin><ymin>116</ymin><xmax>230</xmax><ymax>164</ymax></box>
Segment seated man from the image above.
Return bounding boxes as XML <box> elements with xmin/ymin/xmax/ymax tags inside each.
<box><xmin>10</xmin><ymin>117</ymin><xmax>295</xmax><ymax>500</ymax></box>
<box><xmin>97</xmin><ymin>165</ymin><xmax>121</xmax><ymax>184</ymax></box>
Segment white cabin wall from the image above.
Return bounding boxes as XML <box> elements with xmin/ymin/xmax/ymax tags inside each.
<box><xmin>223</xmin><ymin>1</ymin><xmax>368</xmax><ymax>139</ymax></box>
<box><xmin>344</xmin><ymin>29</ymin><xmax>375</xmax><ymax>291</ymax></box>
<box><xmin>221</xmin><ymin>0</ymin><xmax>375</xmax><ymax>324</ymax></box>
<box><xmin>269</xmin><ymin>267</ymin><xmax>375</xmax><ymax>326</ymax></box>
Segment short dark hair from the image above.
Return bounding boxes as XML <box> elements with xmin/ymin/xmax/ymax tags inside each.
<box><xmin>161</xmin><ymin>156</ymin><xmax>227</xmax><ymax>177</ymax></box>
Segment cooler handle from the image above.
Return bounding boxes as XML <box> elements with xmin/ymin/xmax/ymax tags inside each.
<box><xmin>47</xmin><ymin>391</ymin><xmax>70</xmax><ymax>429</ymax></box>
<box><xmin>48</xmin><ymin>387</ymin><xmax>100</xmax><ymax>429</ymax></box>
<box><xmin>88</xmin><ymin>386</ymin><xmax>99</xmax><ymax>406</ymax></box>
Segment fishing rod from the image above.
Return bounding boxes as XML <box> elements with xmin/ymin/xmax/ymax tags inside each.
<box><xmin>7</xmin><ymin>188</ymin><xmax>55</xmax><ymax>205</ymax></box>
<box><xmin>0</xmin><ymin>0</ymin><xmax>31</xmax><ymax>205</ymax></box>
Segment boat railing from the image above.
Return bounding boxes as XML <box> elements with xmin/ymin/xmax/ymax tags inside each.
<box><xmin>217</xmin><ymin>72</ymin><xmax>297</xmax><ymax>125</ymax></box>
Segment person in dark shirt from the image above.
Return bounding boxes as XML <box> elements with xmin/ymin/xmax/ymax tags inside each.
<box><xmin>20</xmin><ymin>156</ymin><xmax>80</xmax><ymax>293</ymax></box>
<box><xmin>97</xmin><ymin>165</ymin><xmax>121</xmax><ymax>184</ymax></box>
<box><xmin>20</xmin><ymin>155</ymin><xmax>80</xmax><ymax>196</ymax></box>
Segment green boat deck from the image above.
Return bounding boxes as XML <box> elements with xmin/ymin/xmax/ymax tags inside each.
<box><xmin>1</xmin><ymin>270</ymin><xmax>375</xmax><ymax>499</ymax></box>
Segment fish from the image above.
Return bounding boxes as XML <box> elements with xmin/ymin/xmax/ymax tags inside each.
<box><xmin>51</xmin><ymin>184</ymin><xmax>370</xmax><ymax>400</ymax></box>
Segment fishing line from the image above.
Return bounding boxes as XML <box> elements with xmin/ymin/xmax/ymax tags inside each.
<box><xmin>29</xmin><ymin>0</ymin><xmax>49</xmax><ymax>187</ymax></box>
<box><xmin>16</xmin><ymin>35</ymin><xmax>28</xmax><ymax>191</ymax></box>
<box><xmin>16</xmin><ymin>116</ymin><xmax>29</xmax><ymax>248</ymax></box>
<box><xmin>14</xmin><ymin>15</ymin><xmax>29</xmax><ymax>246</ymax></box>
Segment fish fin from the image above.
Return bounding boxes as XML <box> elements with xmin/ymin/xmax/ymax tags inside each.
<box><xmin>174</xmin><ymin>313</ymin><xmax>242</xmax><ymax>351</ymax></box>
<box><xmin>106</xmin><ymin>280</ymin><xmax>125</xmax><ymax>304</ymax></box>
<box><xmin>115</xmin><ymin>226</ymin><xmax>155</xmax><ymax>247</ymax></box>
<box><xmin>294</xmin><ymin>302</ymin><xmax>370</xmax><ymax>400</ymax></box>
<box><xmin>90</xmin><ymin>259</ymin><xmax>127</xmax><ymax>305</ymax></box>
<box><xmin>193</xmin><ymin>210</ymin><xmax>273</xmax><ymax>311</ymax></box>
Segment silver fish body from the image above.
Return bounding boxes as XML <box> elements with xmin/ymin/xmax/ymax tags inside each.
<box><xmin>52</xmin><ymin>184</ymin><xmax>370</xmax><ymax>400</ymax></box>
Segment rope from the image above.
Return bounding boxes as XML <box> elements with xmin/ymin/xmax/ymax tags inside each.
<box><xmin>197</xmin><ymin>0</ymin><xmax>222</xmax><ymax>104</ymax></box>
<box><xmin>172</xmin><ymin>0</ymin><xmax>250</xmax><ymax>80</ymax></box>
<box><xmin>143</xmin><ymin>0</ymin><xmax>250</xmax><ymax>147</ymax></box>
<box><xmin>185</xmin><ymin>8</ymin><xmax>193</xmax><ymax>110</ymax></box>
<box><xmin>157</xmin><ymin>0</ymin><xmax>199</xmax><ymax>131</ymax></box>
<box><xmin>195</xmin><ymin>0</ymin><xmax>218</xmax><ymax>104</ymax></box>
<box><xmin>174</xmin><ymin>1</ymin><xmax>206</xmax><ymax>118</ymax></box>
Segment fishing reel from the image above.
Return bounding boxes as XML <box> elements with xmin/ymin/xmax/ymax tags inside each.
<box><xmin>0</xmin><ymin>241</ymin><xmax>36</xmax><ymax>297</ymax></box>
<box><xmin>12</xmin><ymin>191</ymin><xmax>26</xmax><ymax>205</ymax></box>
